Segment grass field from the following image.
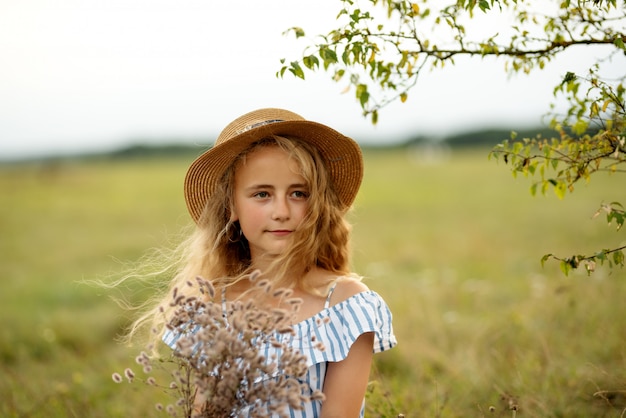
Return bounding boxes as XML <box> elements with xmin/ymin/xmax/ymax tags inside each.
<box><xmin>1</xmin><ymin>147</ymin><xmax>625</xmax><ymax>417</ymax></box>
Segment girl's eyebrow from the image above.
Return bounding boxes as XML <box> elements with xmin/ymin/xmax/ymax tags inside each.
<box><xmin>245</xmin><ymin>184</ymin><xmax>274</xmax><ymax>190</ymax></box>
<box><xmin>245</xmin><ymin>183</ymin><xmax>308</xmax><ymax>191</ymax></box>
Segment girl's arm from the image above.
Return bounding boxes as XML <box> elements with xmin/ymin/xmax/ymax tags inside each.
<box><xmin>320</xmin><ymin>331</ymin><xmax>375</xmax><ymax>418</ymax></box>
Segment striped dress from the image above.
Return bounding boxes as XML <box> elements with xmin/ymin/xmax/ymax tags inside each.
<box><xmin>163</xmin><ymin>288</ymin><xmax>397</xmax><ymax>417</ymax></box>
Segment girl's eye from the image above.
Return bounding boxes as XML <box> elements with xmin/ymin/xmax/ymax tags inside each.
<box><xmin>254</xmin><ymin>191</ymin><xmax>270</xmax><ymax>198</ymax></box>
<box><xmin>292</xmin><ymin>190</ymin><xmax>309</xmax><ymax>199</ymax></box>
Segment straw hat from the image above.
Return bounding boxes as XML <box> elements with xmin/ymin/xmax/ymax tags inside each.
<box><xmin>184</xmin><ymin>108</ymin><xmax>364</xmax><ymax>223</ymax></box>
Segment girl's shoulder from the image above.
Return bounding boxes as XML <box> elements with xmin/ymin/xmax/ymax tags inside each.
<box><xmin>299</xmin><ymin>275</ymin><xmax>396</xmax><ymax>360</ymax></box>
<box><xmin>327</xmin><ymin>275</ymin><xmax>369</xmax><ymax>307</ymax></box>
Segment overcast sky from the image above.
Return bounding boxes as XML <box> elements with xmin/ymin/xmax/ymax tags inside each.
<box><xmin>1</xmin><ymin>0</ymin><xmax>623</xmax><ymax>160</ymax></box>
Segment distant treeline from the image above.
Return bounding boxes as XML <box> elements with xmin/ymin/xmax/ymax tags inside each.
<box><xmin>107</xmin><ymin>143</ymin><xmax>205</xmax><ymax>159</ymax></box>
<box><xmin>1</xmin><ymin>126</ymin><xmax>558</xmax><ymax>164</ymax></box>
<box><xmin>405</xmin><ymin>126</ymin><xmax>556</xmax><ymax>148</ymax></box>
<box><xmin>109</xmin><ymin>126</ymin><xmax>555</xmax><ymax>158</ymax></box>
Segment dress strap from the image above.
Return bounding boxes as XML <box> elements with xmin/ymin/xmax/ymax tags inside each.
<box><xmin>324</xmin><ymin>282</ymin><xmax>338</xmax><ymax>309</ymax></box>
<box><xmin>221</xmin><ymin>287</ymin><xmax>227</xmax><ymax>312</ymax></box>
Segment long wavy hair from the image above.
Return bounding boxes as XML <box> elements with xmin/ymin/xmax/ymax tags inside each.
<box><xmin>122</xmin><ymin>135</ymin><xmax>355</xmax><ymax>345</ymax></box>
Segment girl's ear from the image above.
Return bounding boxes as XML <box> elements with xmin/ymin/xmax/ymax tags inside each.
<box><xmin>229</xmin><ymin>207</ymin><xmax>238</xmax><ymax>222</ymax></box>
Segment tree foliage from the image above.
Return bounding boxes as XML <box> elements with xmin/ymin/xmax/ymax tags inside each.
<box><xmin>278</xmin><ymin>0</ymin><xmax>626</xmax><ymax>275</ymax></box>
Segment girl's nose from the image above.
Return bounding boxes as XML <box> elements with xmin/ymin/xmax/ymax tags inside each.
<box><xmin>272</xmin><ymin>196</ymin><xmax>290</xmax><ymax>221</ymax></box>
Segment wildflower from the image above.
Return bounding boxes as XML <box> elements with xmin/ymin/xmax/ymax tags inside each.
<box><xmin>124</xmin><ymin>368</ymin><xmax>135</xmax><ymax>382</ymax></box>
<box><xmin>114</xmin><ymin>280</ymin><xmax>321</xmax><ymax>417</ymax></box>
<box><xmin>111</xmin><ymin>372</ymin><xmax>123</xmax><ymax>383</ymax></box>
<box><xmin>310</xmin><ymin>390</ymin><xmax>325</xmax><ymax>401</ymax></box>
<box><xmin>248</xmin><ymin>269</ymin><xmax>262</xmax><ymax>281</ymax></box>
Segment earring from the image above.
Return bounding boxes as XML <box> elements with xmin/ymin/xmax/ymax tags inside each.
<box><xmin>228</xmin><ymin>222</ymin><xmax>243</xmax><ymax>243</ymax></box>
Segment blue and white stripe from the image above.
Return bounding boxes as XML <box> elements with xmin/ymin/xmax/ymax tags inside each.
<box><xmin>163</xmin><ymin>290</ymin><xmax>396</xmax><ymax>417</ymax></box>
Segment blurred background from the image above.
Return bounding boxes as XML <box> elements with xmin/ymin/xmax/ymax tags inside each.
<box><xmin>1</xmin><ymin>0</ymin><xmax>621</xmax><ymax>160</ymax></box>
<box><xmin>2</xmin><ymin>1</ymin><xmax>625</xmax><ymax>417</ymax></box>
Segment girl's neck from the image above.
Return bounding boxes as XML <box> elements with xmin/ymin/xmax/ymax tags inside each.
<box><xmin>224</xmin><ymin>266</ymin><xmax>339</xmax><ymax>324</ymax></box>
<box><xmin>227</xmin><ymin>265</ymin><xmax>334</xmax><ymax>297</ymax></box>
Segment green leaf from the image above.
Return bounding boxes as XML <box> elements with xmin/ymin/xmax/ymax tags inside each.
<box><xmin>356</xmin><ymin>84</ymin><xmax>369</xmax><ymax>108</ymax></box>
<box><xmin>319</xmin><ymin>47</ymin><xmax>338</xmax><ymax>69</ymax></box>
<box><xmin>342</xmin><ymin>49</ymin><xmax>350</xmax><ymax>65</ymax></box>
<box><xmin>541</xmin><ymin>253</ymin><xmax>553</xmax><ymax>267</ymax></box>
<box><xmin>554</xmin><ymin>181</ymin><xmax>567</xmax><ymax>199</ymax></box>
<box><xmin>607</xmin><ymin>210</ymin><xmax>625</xmax><ymax>230</ymax></box>
<box><xmin>551</xmin><ymin>158</ymin><xmax>559</xmax><ymax>170</ymax></box>
<box><xmin>561</xmin><ymin>71</ymin><xmax>576</xmax><ymax>86</ymax></box>
<box><xmin>572</xmin><ymin>119</ymin><xmax>589</xmax><ymax>135</ymax></box>
<box><xmin>292</xmin><ymin>27</ymin><xmax>305</xmax><ymax>38</ymax></box>
<box><xmin>288</xmin><ymin>61</ymin><xmax>305</xmax><ymax>79</ymax></box>
<box><xmin>371</xmin><ymin>110</ymin><xmax>378</xmax><ymax>125</ymax></box>
<box><xmin>332</xmin><ymin>69</ymin><xmax>345</xmax><ymax>82</ymax></box>
<box><xmin>302</xmin><ymin>55</ymin><xmax>319</xmax><ymax>70</ymax></box>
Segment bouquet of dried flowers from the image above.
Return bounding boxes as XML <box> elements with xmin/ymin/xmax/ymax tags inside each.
<box><xmin>113</xmin><ymin>273</ymin><xmax>324</xmax><ymax>418</ymax></box>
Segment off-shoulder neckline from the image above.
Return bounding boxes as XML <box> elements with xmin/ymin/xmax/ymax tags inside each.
<box><xmin>291</xmin><ymin>290</ymin><xmax>378</xmax><ymax>327</ymax></box>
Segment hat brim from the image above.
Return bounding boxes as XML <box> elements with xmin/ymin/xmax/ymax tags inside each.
<box><xmin>184</xmin><ymin>120</ymin><xmax>363</xmax><ymax>223</ymax></box>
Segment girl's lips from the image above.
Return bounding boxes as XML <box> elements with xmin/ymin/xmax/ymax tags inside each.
<box><xmin>268</xmin><ymin>230</ymin><xmax>292</xmax><ymax>236</ymax></box>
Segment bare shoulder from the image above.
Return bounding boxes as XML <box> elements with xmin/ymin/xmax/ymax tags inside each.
<box><xmin>329</xmin><ymin>275</ymin><xmax>370</xmax><ymax>306</ymax></box>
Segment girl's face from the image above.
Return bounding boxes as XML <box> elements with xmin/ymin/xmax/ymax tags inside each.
<box><xmin>231</xmin><ymin>145</ymin><xmax>309</xmax><ymax>263</ymax></box>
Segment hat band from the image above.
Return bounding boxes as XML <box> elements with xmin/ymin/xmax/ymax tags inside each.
<box><xmin>236</xmin><ymin>119</ymin><xmax>285</xmax><ymax>135</ymax></box>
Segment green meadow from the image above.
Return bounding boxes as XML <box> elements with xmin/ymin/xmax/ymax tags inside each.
<box><xmin>1</xmin><ymin>147</ymin><xmax>625</xmax><ymax>417</ymax></box>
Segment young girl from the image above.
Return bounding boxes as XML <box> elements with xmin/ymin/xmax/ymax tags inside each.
<box><xmin>133</xmin><ymin>108</ymin><xmax>396</xmax><ymax>417</ymax></box>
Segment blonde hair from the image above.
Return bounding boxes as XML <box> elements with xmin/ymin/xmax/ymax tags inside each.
<box><xmin>122</xmin><ymin>135</ymin><xmax>354</xmax><ymax>346</ymax></box>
